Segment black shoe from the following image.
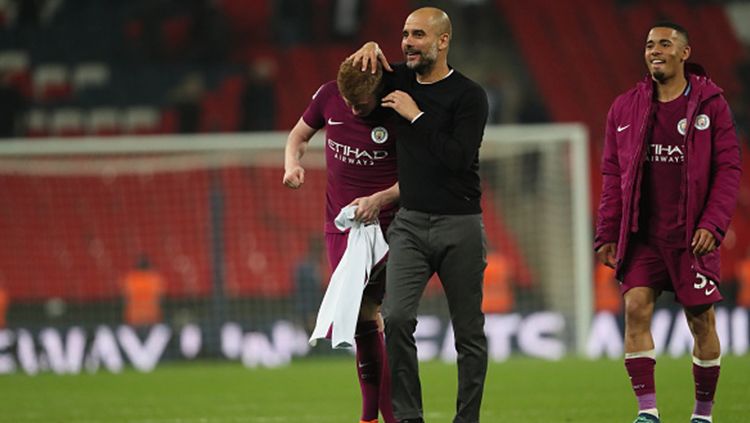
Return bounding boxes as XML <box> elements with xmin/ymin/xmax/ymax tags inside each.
<box><xmin>399</xmin><ymin>419</ymin><xmax>424</xmax><ymax>423</ymax></box>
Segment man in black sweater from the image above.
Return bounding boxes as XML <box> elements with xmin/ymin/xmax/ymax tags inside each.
<box><xmin>352</xmin><ymin>7</ymin><xmax>489</xmax><ymax>423</ymax></box>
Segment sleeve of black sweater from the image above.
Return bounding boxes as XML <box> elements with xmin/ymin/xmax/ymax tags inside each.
<box><xmin>410</xmin><ymin>83</ymin><xmax>489</xmax><ymax>172</ymax></box>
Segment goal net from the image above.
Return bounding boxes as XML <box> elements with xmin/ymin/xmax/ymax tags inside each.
<box><xmin>0</xmin><ymin>125</ymin><xmax>593</xmax><ymax>373</ymax></box>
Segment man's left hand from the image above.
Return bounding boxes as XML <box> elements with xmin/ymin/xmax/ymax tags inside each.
<box><xmin>382</xmin><ymin>90</ymin><xmax>421</xmax><ymax>122</ymax></box>
<box><xmin>691</xmin><ymin>228</ymin><xmax>717</xmax><ymax>256</ymax></box>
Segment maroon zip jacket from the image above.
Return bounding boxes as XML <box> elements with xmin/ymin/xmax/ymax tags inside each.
<box><xmin>595</xmin><ymin>69</ymin><xmax>742</xmax><ymax>282</ymax></box>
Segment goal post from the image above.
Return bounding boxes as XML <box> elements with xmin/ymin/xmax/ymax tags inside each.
<box><xmin>0</xmin><ymin>124</ymin><xmax>594</xmax><ymax>373</ymax></box>
<box><xmin>481</xmin><ymin>124</ymin><xmax>592</xmax><ymax>355</ymax></box>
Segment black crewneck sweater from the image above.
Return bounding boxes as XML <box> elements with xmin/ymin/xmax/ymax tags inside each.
<box><xmin>386</xmin><ymin>63</ymin><xmax>488</xmax><ymax>214</ymax></box>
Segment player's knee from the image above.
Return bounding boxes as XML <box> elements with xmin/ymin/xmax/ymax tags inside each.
<box><xmin>690</xmin><ymin>317</ymin><xmax>713</xmax><ymax>336</ymax></box>
<box><xmin>624</xmin><ymin>299</ymin><xmax>652</xmax><ymax>326</ymax></box>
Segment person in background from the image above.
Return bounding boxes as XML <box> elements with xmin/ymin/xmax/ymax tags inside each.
<box><xmin>123</xmin><ymin>255</ymin><xmax>165</xmax><ymax>326</ymax></box>
<box><xmin>169</xmin><ymin>72</ymin><xmax>204</xmax><ymax>134</ymax></box>
<box><xmin>240</xmin><ymin>58</ymin><xmax>277</xmax><ymax>131</ymax></box>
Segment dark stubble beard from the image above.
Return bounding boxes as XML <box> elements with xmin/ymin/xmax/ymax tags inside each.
<box><xmin>408</xmin><ymin>55</ymin><xmax>434</xmax><ymax>75</ymax></box>
<box><xmin>406</xmin><ymin>43</ymin><xmax>438</xmax><ymax>75</ymax></box>
<box><xmin>652</xmin><ymin>70</ymin><xmax>666</xmax><ymax>83</ymax></box>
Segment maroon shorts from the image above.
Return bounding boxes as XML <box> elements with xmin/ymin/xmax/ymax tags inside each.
<box><xmin>325</xmin><ymin>231</ymin><xmax>386</xmax><ymax>304</ymax></box>
<box><xmin>621</xmin><ymin>239</ymin><xmax>722</xmax><ymax>307</ymax></box>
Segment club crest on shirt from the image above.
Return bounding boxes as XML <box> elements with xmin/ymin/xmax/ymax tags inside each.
<box><xmin>371</xmin><ymin>126</ymin><xmax>388</xmax><ymax>144</ymax></box>
<box><xmin>694</xmin><ymin>114</ymin><xmax>710</xmax><ymax>131</ymax></box>
<box><xmin>677</xmin><ymin>118</ymin><xmax>687</xmax><ymax>136</ymax></box>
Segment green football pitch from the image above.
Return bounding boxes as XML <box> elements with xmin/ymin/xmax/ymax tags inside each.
<box><xmin>1</xmin><ymin>356</ymin><xmax>748</xmax><ymax>422</ymax></box>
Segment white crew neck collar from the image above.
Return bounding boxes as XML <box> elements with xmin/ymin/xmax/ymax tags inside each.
<box><xmin>417</xmin><ymin>69</ymin><xmax>454</xmax><ymax>85</ymax></box>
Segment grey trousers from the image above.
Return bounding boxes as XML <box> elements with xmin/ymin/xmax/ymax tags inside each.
<box><xmin>383</xmin><ymin>208</ymin><xmax>488</xmax><ymax>423</ymax></box>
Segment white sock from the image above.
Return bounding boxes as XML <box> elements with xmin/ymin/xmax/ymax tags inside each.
<box><xmin>692</xmin><ymin>355</ymin><xmax>721</xmax><ymax>367</ymax></box>
<box><xmin>626</xmin><ymin>349</ymin><xmax>656</xmax><ymax>360</ymax></box>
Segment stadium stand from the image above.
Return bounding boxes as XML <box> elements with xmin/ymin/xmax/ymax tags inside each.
<box><xmin>0</xmin><ymin>0</ymin><xmax>748</xmax><ymax>306</ymax></box>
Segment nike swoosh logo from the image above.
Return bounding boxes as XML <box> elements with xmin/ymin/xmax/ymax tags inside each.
<box><xmin>617</xmin><ymin>124</ymin><xmax>630</xmax><ymax>132</ymax></box>
<box><xmin>705</xmin><ymin>286</ymin><xmax>717</xmax><ymax>296</ymax></box>
<box><xmin>327</xmin><ymin>118</ymin><xmax>344</xmax><ymax>126</ymax></box>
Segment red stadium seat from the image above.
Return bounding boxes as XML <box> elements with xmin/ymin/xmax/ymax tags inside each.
<box><xmin>32</xmin><ymin>63</ymin><xmax>72</xmax><ymax>102</ymax></box>
<box><xmin>87</xmin><ymin>107</ymin><xmax>121</xmax><ymax>136</ymax></box>
<box><xmin>161</xmin><ymin>14</ymin><xmax>191</xmax><ymax>56</ymax></box>
<box><xmin>0</xmin><ymin>50</ymin><xmax>32</xmax><ymax>98</ymax></box>
<box><xmin>158</xmin><ymin>108</ymin><xmax>178</xmax><ymax>134</ymax></box>
<box><xmin>199</xmin><ymin>75</ymin><xmax>244</xmax><ymax>133</ymax></box>
<box><xmin>72</xmin><ymin>62</ymin><xmax>110</xmax><ymax>93</ymax></box>
<box><xmin>25</xmin><ymin>109</ymin><xmax>49</xmax><ymax>138</ymax></box>
<box><xmin>218</xmin><ymin>0</ymin><xmax>271</xmax><ymax>43</ymax></box>
<box><xmin>50</xmin><ymin>108</ymin><xmax>84</xmax><ymax>137</ymax></box>
<box><xmin>359</xmin><ymin>0</ymin><xmax>411</xmax><ymax>59</ymax></box>
<box><xmin>123</xmin><ymin>106</ymin><xmax>160</xmax><ymax>135</ymax></box>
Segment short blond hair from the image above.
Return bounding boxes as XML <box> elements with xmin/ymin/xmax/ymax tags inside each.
<box><xmin>337</xmin><ymin>57</ymin><xmax>383</xmax><ymax>103</ymax></box>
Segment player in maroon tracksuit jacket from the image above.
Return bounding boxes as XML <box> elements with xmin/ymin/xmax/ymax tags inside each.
<box><xmin>283</xmin><ymin>58</ymin><xmax>398</xmax><ymax>423</ymax></box>
<box><xmin>594</xmin><ymin>22</ymin><xmax>741</xmax><ymax>423</ymax></box>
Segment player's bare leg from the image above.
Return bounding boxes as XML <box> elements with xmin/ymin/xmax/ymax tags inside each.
<box><xmin>355</xmin><ymin>296</ymin><xmax>395</xmax><ymax>423</ymax></box>
<box><xmin>624</xmin><ymin>287</ymin><xmax>657</xmax><ymax>352</ymax></box>
<box><xmin>685</xmin><ymin>305</ymin><xmax>721</xmax><ymax>423</ymax></box>
<box><xmin>624</xmin><ymin>287</ymin><xmax>661</xmax><ymax>422</ymax></box>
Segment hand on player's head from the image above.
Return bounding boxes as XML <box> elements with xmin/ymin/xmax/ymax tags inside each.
<box><xmin>348</xmin><ymin>42</ymin><xmax>392</xmax><ymax>74</ymax></box>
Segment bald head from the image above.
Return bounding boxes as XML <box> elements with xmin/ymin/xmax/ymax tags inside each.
<box><xmin>402</xmin><ymin>7</ymin><xmax>453</xmax><ymax>78</ymax></box>
<box><xmin>407</xmin><ymin>7</ymin><xmax>452</xmax><ymax>41</ymax></box>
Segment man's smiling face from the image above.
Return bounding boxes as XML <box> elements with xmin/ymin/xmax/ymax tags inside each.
<box><xmin>645</xmin><ymin>27</ymin><xmax>690</xmax><ymax>83</ymax></box>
